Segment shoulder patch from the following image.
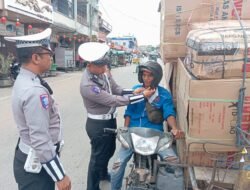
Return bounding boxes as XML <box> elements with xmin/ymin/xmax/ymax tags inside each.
<box><xmin>91</xmin><ymin>86</ymin><xmax>101</xmax><ymax>94</ymax></box>
<box><xmin>40</xmin><ymin>94</ymin><xmax>49</xmax><ymax>109</ymax></box>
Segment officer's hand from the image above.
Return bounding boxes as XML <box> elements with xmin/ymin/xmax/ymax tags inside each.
<box><xmin>56</xmin><ymin>175</ymin><xmax>71</xmax><ymax>190</ymax></box>
<box><xmin>143</xmin><ymin>88</ymin><xmax>155</xmax><ymax>99</ymax></box>
<box><xmin>171</xmin><ymin>129</ymin><xmax>185</xmax><ymax>139</ymax></box>
<box><xmin>119</xmin><ymin>126</ymin><xmax>128</xmax><ymax>133</ymax></box>
<box><xmin>133</xmin><ymin>87</ymin><xmax>145</xmax><ymax>95</ymax></box>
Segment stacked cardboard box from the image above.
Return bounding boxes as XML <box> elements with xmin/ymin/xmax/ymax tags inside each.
<box><xmin>176</xmin><ymin>58</ymin><xmax>250</xmax><ymax>166</ymax></box>
<box><xmin>159</xmin><ymin>1</ymin><xmax>250</xmax><ymax>167</ymax></box>
<box><xmin>185</xmin><ymin>22</ymin><xmax>250</xmax><ymax>79</ymax></box>
<box><xmin>190</xmin><ymin>20</ymin><xmax>250</xmax><ymax>30</ymax></box>
<box><xmin>160</xmin><ymin>0</ymin><xmax>250</xmax><ymax>61</ymax></box>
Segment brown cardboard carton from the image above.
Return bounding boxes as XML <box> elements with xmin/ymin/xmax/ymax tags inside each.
<box><xmin>160</xmin><ymin>43</ymin><xmax>185</xmax><ymax>64</ymax></box>
<box><xmin>185</xmin><ymin>27</ymin><xmax>250</xmax><ymax>79</ymax></box>
<box><xmin>170</xmin><ymin>61</ymin><xmax>178</xmax><ymax>106</ymax></box>
<box><xmin>160</xmin><ymin>0</ymin><xmax>203</xmax><ymax>58</ymax></box>
<box><xmin>160</xmin><ymin>0</ymin><xmax>250</xmax><ymax>59</ymax></box>
<box><xmin>163</xmin><ymin>60</ymin><xmax>178</xmax><ymax>105</ymax></box>
<box><xmin>190</xmin><ymin>20</ymin><xmax>250</xmax><ymax>30</ymax></box>
<box><xmin>176</xmin><ymin>58</ymin><xmax>250</xmax><ymax>151</ymax></box>
<box><xmin>163</xmin><ymin>60</ymin><xmax>173</xmax><ymax>91</ymax></box>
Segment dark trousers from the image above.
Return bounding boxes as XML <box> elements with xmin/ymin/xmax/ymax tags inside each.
<box><xmin>86</xmin><ymin>118</ymin><xmax>117</xmax><ymax>190</ymax></box>
<box><xmin>13</xmin><ymin>148</ymin><xmax>54</xmax><ymax>190</ymax></box>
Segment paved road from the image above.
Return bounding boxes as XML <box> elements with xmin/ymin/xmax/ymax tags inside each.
<box><xmin>0</xmin><ymin>64</ymin><xmax>138</xmax><ymax>190</ymax></box>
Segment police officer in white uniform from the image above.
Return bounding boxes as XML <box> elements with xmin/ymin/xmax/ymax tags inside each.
<box><xmin>79</xmin><ymin>42</ymin><xmax>155</xmax><ymax>190</ymax></box>
<box><xmin>5</xmin><ymin>29</ymin><xmax>71</xmax><ymax>190</ymax></box>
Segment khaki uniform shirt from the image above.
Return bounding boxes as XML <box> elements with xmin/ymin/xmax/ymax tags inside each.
<box><xmin>80</xmin><ymin>68</ymin><xmax>130</xmax><ymax>114</ymax></box>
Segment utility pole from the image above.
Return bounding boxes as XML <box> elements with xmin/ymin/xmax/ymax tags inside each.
<box><xmin>88</xmin><ymin>0</ymin><xmax>93</xmax><ymax>41</ymax></box>
<box><xmin>73</xmin><ymin>0</ymin><xmax>77</xmax><ymax>67</ymax></box>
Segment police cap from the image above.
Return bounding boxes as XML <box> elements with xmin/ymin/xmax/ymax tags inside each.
<box><xmin>78</xmin><ymin>42</ymin><xmax>110</xmax><ymax>65</ymax></box>
<box><xmin>4</xmin><ymin>28</ymin><xmax>52</xmax><ymax>52</ymax></box>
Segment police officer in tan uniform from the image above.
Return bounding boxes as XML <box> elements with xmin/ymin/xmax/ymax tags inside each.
<box><xmin>78</xmin><ymin>42</ymin><xmax>155</xmax><ymax>190</ymax></box>
<box><xmin>5</xmin><ymin>29</ymin><xmax>71</xmax><ymax>190</ymax></box>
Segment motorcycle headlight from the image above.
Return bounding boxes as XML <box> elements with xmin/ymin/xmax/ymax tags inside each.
<box><xmin>158</xmin><ymin>141</ymin><xmax>172</xmax><ymax>153</ymax></box>
<box><xmin>131</xmin><ymin>133</ymin><xmax>159</xmax><ymax>155</ymax></box>
<box><xmin>157</xmin><ymin>132</ymin><xmax>173</xmax><ymax>153</ymax></box>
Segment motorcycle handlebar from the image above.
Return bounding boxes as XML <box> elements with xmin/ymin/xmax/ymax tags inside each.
<box><xmin>103</xmin><ymin>128</ymin><xmax>117</xmax><ymax>133</ymax></box>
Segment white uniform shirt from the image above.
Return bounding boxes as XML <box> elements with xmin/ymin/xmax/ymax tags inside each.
<box><xmin>12</xmin><ymin>68</ymin><xmax>62</xmax><ymax>163</ymax></box>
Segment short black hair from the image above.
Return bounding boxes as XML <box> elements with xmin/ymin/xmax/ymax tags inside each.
<box><xmin>16</xmin><ymin>47</ymin><xmax>45</xmax><ymax>64</ymax></box>
<box><xmin>92</xmin><ymin>56</ymin><xmax>111</xmax><ymax>66</ymax></box>
<box><xmin>89</xmin><ymin>52</ymin><xmax>111</xmax><ymax>66</ymax></box>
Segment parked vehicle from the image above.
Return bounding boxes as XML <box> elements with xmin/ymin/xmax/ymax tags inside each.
<box><xmin>10</xmin><ymin>61</ymin><xmax>21</xmax><ymax>80</ymax></box>
<box><xmin>132</xmin><ymin>56</ymin><xmax>140</xmax><ymax>64</ymax></box>
<box><xmin>148</xmin><ymin>52</ymin><xmax>159</xmax><ymax>62</ymax></box>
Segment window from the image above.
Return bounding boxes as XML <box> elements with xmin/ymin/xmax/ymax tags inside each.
<box><xmin>52</xmin><ymin>0</ymin><xmax>74</xmax><ymax>19</ymax></box>
<box><xmin>77</xmin><ymin>0</ymin><xmax>88</xmax><ymax>25</ymax></box>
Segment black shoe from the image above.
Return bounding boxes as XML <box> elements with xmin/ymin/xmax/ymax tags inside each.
<box><xmin>99</xmin><ymin>172</ymin><xmax>111</xmax><ymax>182</ymax></box>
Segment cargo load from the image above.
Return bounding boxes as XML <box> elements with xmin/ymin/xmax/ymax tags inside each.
<box><xmin>176</xmin><ymin>58</ymin><xmax>250</xmax><ymax>152</ymax></box>
<box><xmin>185</xmin><ymin>26</ymin><xmax>250</xmax><ymax>79</ymax></box>
<box><xmin>160</xmin><ymin>0</ymin><xmax>250</xmax><ymax>60</ymax></box>
<box><xmin>190</xmin><ymin>20</ymin><xmax>250</xmax><ymax>30</ymax></box>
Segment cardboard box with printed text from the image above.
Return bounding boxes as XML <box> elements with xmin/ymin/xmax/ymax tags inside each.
<box><xmin>185</xmin><ymin>26</ymin><xmax>250</xmax><ymax>79</ymax></box>
<box><xmin>176</xmin><ymin>58</ymin><xmax>250</xmax><ymax>151</ymax></box>
<box><xmin>160</xmin><ymin>0</ymin><xmax>250</xmax><ymax>59</ymax></box>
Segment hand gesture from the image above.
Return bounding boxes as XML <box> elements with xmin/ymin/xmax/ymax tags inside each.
<box><xmin>56</xmin><ymin>175</ymin><xmax>71</xmax><ymax>190</ymax></box>
<box><xmin>133</xmin><ymin>87</ymin><xmax>145</xmax><ymax>95</ymax></box>
<box><xmin>171</xmin><ymin>129</ymin><xmax>185</xmax><ymax>139</ymax></box>
<box><xmin>143</xmin><ymin>88</ymin><xmax>155</xmax><ymax>99</ymax></box>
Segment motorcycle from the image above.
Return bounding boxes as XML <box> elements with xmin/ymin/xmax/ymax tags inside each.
<box><xmin>105</xmin><ymin>127</ymin><xmax>184</xmax><ymax>190</ymax></box>
<box><xmin>10</xmin><ymin>62</ymin><xmax>21</xmax><ymax>81</ymax></box>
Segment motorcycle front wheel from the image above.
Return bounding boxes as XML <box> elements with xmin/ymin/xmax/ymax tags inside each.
<box><xmin>126</xmin><ymin>185</ymin><xmax>156</xmax><ymax>190</ymax></box>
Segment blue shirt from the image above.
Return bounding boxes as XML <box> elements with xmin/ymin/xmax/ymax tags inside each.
<box><xmin>124</xmin><ymin>84</ymin><xmax>176</xmax><ymax>131</ymax></box>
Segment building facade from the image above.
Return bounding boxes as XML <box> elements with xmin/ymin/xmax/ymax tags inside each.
<box><xmin>98</xmin><ymin>12</ymin><xmax>112</xmax><ymax>42</ymax></box>
<box><xmin>0</xmin><ymin>0</ymin><xmax>111</xmax><ymax>68</ymax></box>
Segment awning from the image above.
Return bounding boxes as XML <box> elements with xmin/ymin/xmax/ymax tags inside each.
<box><xmin>110</xmin><ymin>50</ymin><xmax>125</xmax><ymax>55</ymax></box>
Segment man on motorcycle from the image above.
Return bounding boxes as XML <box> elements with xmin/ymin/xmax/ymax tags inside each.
<box><xmin>10</xmin><ymin>59</ymin><xmax>21</xmax><ymax>80</ymax></box>
<box><xmin>111</xmin><ymin>61</ymin><xmax>184</xmax><ymax>190</ymax></box>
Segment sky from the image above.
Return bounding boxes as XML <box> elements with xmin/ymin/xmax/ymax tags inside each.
<box><xmin>99</xmin><ymin>0</ymin><xmax>161</xmax><ymax>46</ymax></box>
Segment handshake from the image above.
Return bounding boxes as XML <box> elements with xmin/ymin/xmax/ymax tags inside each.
<box><xmin>133</xmin><ymin>87</ymin><xmax>155</xmax><ymax>99</ymax></box>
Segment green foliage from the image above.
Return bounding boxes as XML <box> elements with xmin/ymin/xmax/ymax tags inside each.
<box><xmin>0</xmin><ymin>53</ymin><xmax>13</xmax><ymax>76</ymax></box>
